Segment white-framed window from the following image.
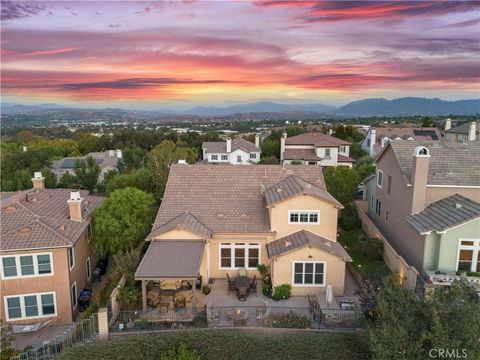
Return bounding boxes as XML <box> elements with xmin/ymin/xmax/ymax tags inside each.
<box><xmin>4</xmin><ymin>292</ymin><xmax>56</xmax><ymax>321</ymax></box>
<box><xmin>221</xmin><ymin>154</ymin><xmax>228</xmax><ymax>161</ymax></box>
<box><xmin>457</xmin><ymin>239</ymin><xmax>480</xmax><ymax>272</ymax></box>
<box><xmin>385</xmin><ymin>210</ymin><xmax>389</xmax><ymax>221</ymax></box>
<box><xmin>67</xmin><ymin>247</ymin><xmax>75</xmax><ymax>270</ymax></box>
<box><xmin>219</xmin><ymin>243</ymin><xmax>260</xmax><ymax>269</ymax></box>
<box><xmin>340</xmin><ymin>146</ymin><xmax>346</xmax><ymax>153</ymax></box>
<box><xmin>71</xmin><ymin>282</ymin><xmax>78</xmax><ymax>309</ymax></box>
<box><xmin>288</xmin><ymin>210</ymin><xmax>320</xmax><ymax>225</ymax></box>
<box><xmin>1</xmin><ymin>253</ymin><xmax>53</xmax><ymax>279</ymax></box>
<box><xmin>377</xmin><ymin>170</ymin><xmax>383</xmax><ymax>188</ymax></box>
<box><xmin>324</xmin><ymin>148</ymin><xmax>331</xmax><ymax>159</ymax></box>
<box><xmin>292</xmin><ymin>261</ymin><xmax>326</xmax><ymax>287</ymax></box>
<box><xmin>237</xmin><ymin>155</ymin><xmax>242</xmax><ymax>163</ymax></box>
<box><xmin>370</xmin><ymin>195</ymin><xmax>374</xmax><ymax>209</ymax></box>
<box><xmin>211</xmin><ymin>155</ymin><xmax>218</xmax><ymax>161</ymax></box>
<box><xmin>250</xmin><ymin>153</ymin><xmax>256</xmax><ymax>159</ymax></box>
<box><xmin>86</xmin><ymin>257</ymin><xmax>91</xmax><ymax>281</ymax></box>
<box><xmin>375</xmin><ymin>199</ymin><xmax>382</xmax><ymax>216</ymax></box>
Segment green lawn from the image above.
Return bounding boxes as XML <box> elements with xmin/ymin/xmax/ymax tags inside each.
<box><xmin>58</xmin><ymin>330</ymin><xmax>370</xmax><ymax>360</ymax></box>
<box><xmin>338</xmin><ymin>229</ymin><xmax>391</xmax><ymax>284</ymax></box>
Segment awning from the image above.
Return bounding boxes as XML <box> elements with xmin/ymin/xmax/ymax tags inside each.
<box><xmin>135</xmin><ymin>240</ymin><xmax>205</xmax><ymax>280</ymax></box>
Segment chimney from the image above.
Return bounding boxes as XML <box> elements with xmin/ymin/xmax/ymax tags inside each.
<box><xmin>444</xmin><ymin>118</ymin><xmax>451</xmax><ymax>131</ymax></box>
<box><xmin>369</xmin><ymin>129</ymin><xmax>376</xmax><ymax>156</ymax></box>
<box><xmin>255</xmin><ymin>134</ymin><xmax>260</xmax><ymax>148</ymax></box>
<box><xmin>328</xmin><ymin>129</ymin><xmax>333</xmax><ymax>136</ymax></box>
<box><xmin>116</xmin><ymin>149</ymin><xmax>122</xmax><ymax>159</ymax></box>
<box><xmin>67</xmin><ymin>191</ymin><xmax>84</xmax><ymax>222</ymax></box>
<box><xmin>109</xmin><ymin>149</ymin><xmax>114</xmax><ymax>157</ymax></box>
<box><xmin>31</xmin><ymin>172</ymin><xmax>45</xmax><ymax>189</ymax></box>
<box><xmin>280</xmin><ymin>132</ymin><xmax>287</xmax><ymax>161</ymax></box>
<box><xmin>410</xmin><ymin>146</ymin><xmax>430</xmax><ymax>214</ymax></box>
<box><xmin>226</xmin><ymin>137</ymin><xmax>232</xmax><ymax>153</ymax></box>
<box><xmin>468</xmin><ymin>122</ymin><xmax>476</xmax><ymax>141</ymax></box>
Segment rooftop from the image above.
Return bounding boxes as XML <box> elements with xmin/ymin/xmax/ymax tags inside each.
<box><xmin>202</xmin><ymin>138</ymin><xmax>260</xmax><ymax>154</ymax></box>
<box><xmin>283</xmin><ymin>148</ymin><xmax>322</xmax><ymax>161</ymax></box>
<box><xmin>51</xmin><ymin>151</ymin><xmax>119</xmax><ymax>170</ymax></box>
<box><xmin>445</xmin><ymin>122</ymin><xmax>480</xmax><ymax>135</ymax></box>
<box><xmin>285</xmin><ymin>133</ymin><xmax>350</xmax><ymax>147</ymax></box>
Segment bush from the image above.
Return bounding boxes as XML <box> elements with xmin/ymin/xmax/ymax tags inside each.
<box><xmin>134</xmin><ymin>319</ymin><xmax>150</xmax><ymax>330</ymax></box>
<box><xmin>262</xmin><ymin>283</ymin><xmax>273</xmax><ymax>297</ymax></box>
<box><xmin>119</xmin><ymin>284</ymin><xmax>140</xmax><ymax>309</ymax></box>
<box><xmin>361</xmin><ymin>238</ymin><xmax>383</xmax><ymax>261</ymax></box>
<box><xmin>339</xmin><ymin>203</ymin><xmax>361</xmax><ymax>230</ymax></box>
<box><xmin>265</xmin><ymin>311</ymin><xmax>312</xmax><ymax>329</ymax></box>
<box><xmin>272</xmin><ymin>284</ymin><xmax>291</xmax><ymax>301</ymax></box>
<box><xmin>202</xmin><ymin>286</ymin><xmax>211</xmax><ymax>295</ymax></box>
<box><xmin>161</xmin><ymin>343</ymin><xmax>201</xmax><ymax>360</ymax></box>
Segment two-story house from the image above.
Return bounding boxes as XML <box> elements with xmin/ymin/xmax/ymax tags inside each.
<box><xmin>201</xmin><ymin>136</ymin><xmax>261</xmax><ymax>165</ymax></box>
<box><xmin>280</xmin><ymin>133</ymin><xmax>354</xmax><ymax>167</ymax></box>
<box><xmin>0</xmin><ymin>172</ymin><xmax>104</xmax><ymax>325</ymax></box>
<box><xmin>135</xmin><ymin>164</ymin><xmax>351</xmax><ymax>308</ymax></box>
<box><xmin>444</xmin><ymin>121</ymin><xmax>479</xmax><ymax>142</ymax></box>
<box><xmin>361</xmin><ymin>127</ymin><xmax>442</xmax><ymax>157</ymax></box>
<box><xmin>364</xmin><ymin>141</ymin><xmax>480</xmax><ymax>277</ymax></box>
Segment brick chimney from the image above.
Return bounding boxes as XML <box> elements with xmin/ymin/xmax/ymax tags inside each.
<box><xmin>255</xmin><ymin>134</ymin><xmax>260</xmax><ymax>148</ymax></box>
<box><xmin>31</xmin><ymin>172</ymin><xmax>45</xmax><ymax>189</ymax></box>
<box><xmin>410</xmin><ymin>146</ymin><xmax>430</xmax><ymax>214</ymax></box>
<box><xmin>280</xmin><ymin>132</ymin><xmax>287</xmax><ymax>161</ymax></box>
<box><xmin>226</xmin><ymin>137</ymin><xmax>232</xmax><ymax>153</ymax></box>
<box><xmin>67</xmin><ymin>191</ymin><xmax>84</xmax><ymax>222</ymax></box>
<box><xmin>468</xmin><ymin>122</ymin><xmax>476</xmax><ymax>141</ymax></box>
<box><xmin>444</xmin><ymin>118</ymin><xmax>451</xmax><ymax>131</ymax></box>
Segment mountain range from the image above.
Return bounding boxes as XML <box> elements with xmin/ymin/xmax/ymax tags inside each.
<box><xmin>2</xmin><ymin>97</ymin><xmax>479</xmax><ymax>117</ymax></box>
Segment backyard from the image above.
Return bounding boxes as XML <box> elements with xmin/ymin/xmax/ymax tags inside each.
<box><xmin>57</xmin><ymin>329</ymin><xmax>370</xmax><ymax>360</ymax></box>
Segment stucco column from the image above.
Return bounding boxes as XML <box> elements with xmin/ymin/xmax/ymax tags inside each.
<box><xmin>192</xmin><ymin>280</ymin><xmax>196</xmax><ymax>310</ymax></box>
<box><xmin>98</xmin><ymin>308</ymin><xmax>109</xmax><ymax>340</ymax></box>
<box><xmin>142</xmin><ymin>280</ymin><xmax>147</xmax><ymax>311</ymax></box>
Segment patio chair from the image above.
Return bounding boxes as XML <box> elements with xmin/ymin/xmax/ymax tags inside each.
<box><xmin>238</xmin><ymin>268</ymin><xmax>247</xmax><ymax>277</ymax></box>
<box><xmin>237</xmin><ymin>287</ymin><xmax>248</xmax><ymax>301</ymax></box>
<box><xmin>174</xmin><ymin>297</ymin><xmax>186</xmax><ymax>309</ymax></box>
<box><xmin>226</xmin><ymin>273</ymin><xmax>236</xmax><ymax>294</ymax></box>
<box><xmin>250</xmin><ymin>275</ymin><xmax>257</xmax><ymax>296</ymax></box>
<box><xmin>308</xmin><ymin>294</ymin><xmax>319</xmax><ymax>311</ymax></box>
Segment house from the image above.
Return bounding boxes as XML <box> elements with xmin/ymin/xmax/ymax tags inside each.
<box><xmin>364</xmin><ymin>141</ymin><xmax>480</xmax><ymax>277</ymax></box>
<box><xmin>361</xmin><ymin>127</ymin><xmax>442</xmax><ymax>157</ymax></box>
<box><xmin>444</xmin><ymin>120</ymin><xmax>479</xmax><ymax>142</ymax></box>
<box><xmin>201</xmin><ymin>136</ymin><xmax>261</xmax><ymax>164</ymax></box>
<box><xmin>51</xmin><ymin>150</ymin><xmax>121</xmax><ymax>182</ymax></box>
<box><xmin>280</xmin><ymin>133</ymin><xmax>355</xmax><ymax>167</ymax></box>
<box><xmin>135</xmin><ymin>165</ymin><xmax>352</xmax><ymax>308</ymax></box>
<box><xmin>0</xmin><ymin>172</ymin><xmax>104</xmax><ymax>325</ymax></box>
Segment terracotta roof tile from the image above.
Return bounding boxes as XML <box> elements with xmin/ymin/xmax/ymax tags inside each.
<box><xmin>283</xmin><ymin>148</ymin><xmax>322</xmax><ymax>161</ymax></box>
<box><xmin>285</xmin><ymin>133</ymin><xmax>350</xmax><ymax>147</ymax></box>
<box><xmin>202</xmin><ymin>138</ymin><xmax>260</xmax><ymax>154</ymax></box>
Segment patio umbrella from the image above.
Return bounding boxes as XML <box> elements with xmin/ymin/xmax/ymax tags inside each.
<box><xmin>326</xmin><ymin>284</ymin><xmax>333</xmax><ymax>307</ymax></box>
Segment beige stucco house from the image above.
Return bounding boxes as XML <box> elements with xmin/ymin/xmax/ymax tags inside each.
<box><xmin>0</xmin><ymin>173</ymin><xmax>104</xmax><ymax>325</ymax></box>
<box><xmin>135</xmin><ymin>165</ymin><xmax>351</xmax><ymax>307</ymax></box>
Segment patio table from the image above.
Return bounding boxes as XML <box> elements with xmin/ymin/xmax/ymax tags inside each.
<box><xmin>235</xmin><ymin>276</ymin><xmax>250</xmax><ymax>290</ymax></box>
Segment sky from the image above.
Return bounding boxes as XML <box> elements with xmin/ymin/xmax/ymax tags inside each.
<box><xmin>1</xmin><ymin>0</ymin><xmax>480</xmax><ymax>110</ymax></box>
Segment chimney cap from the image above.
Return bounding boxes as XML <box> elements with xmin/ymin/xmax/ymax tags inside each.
<box><xmin>413</xmin><ymin>146</ymin><xmax>430</xmax><ymax>157</ymax></box>
<box><xmin>33</xmin><ymin>171</ymin><xmax>44</xmax><ymax>179</ymax></box>
<box><xmin>69</xmin><ymin>191</ymin><xmax>82</xmax><ymax>201</ymax></box>
<box><xmin>177</xmin><ymin>159</ymin><xmax>187</xmax><ymax>164</ymax></box>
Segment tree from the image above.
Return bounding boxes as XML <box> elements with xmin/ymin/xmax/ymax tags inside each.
<box><xmin>261</xmin><ymin>139</ymin><xmax>280</xmax><ymax>159</ymax></box>
<box><xmin>350</xmin><ymin>142</ymin><xmax>368</xmax><ymax>160</ymax></box>
<box><xmin>260</xmin><ymin>155</ymin><xmax>280</xmax><ymax>164</ymax></box>
<box><xmin>355</xmin><ymin>156</ymin><xmax>376</xmax><ymax>180</ymax></box>
<box><xmin>91</xmin><ymin>187</ymin><xmax>156</xmax><ymax>256</ymax></box>
<box><xmin>58</xmin><ymin>172</ymin><xmax>77</xmax><ymax>188</ymax></box>
<box><xmin>106</xmin><ymin>168</ymin><xmax>154</xmax><ymax>194</ymax></box>
<box><xmin>422</xmin><ymin>117</ymin><xmax>433</xmax><ymax>127</ymax></box>
<box><xmin>324</xmin><ymin>166</ymin><xmax>361</xmax><ymax>205</ymax></box>
<box><xmin>117</xmin><ymin>147</ymin><xmax>146</xmax><ymax>173</ymax></box>
<box><xmin>77</xmin><ymin>134</ymin><xmax>100</xmax><ymax>155</ymax></box>
<box><xmin>1</xmin><ymin>321</ymin><xmax>18</xmax><ymax>360</ymax></box>
<box><xmin>74</xmin><ymin>156</ymin><xmax>101</xmax><ymax>193</ymax></box>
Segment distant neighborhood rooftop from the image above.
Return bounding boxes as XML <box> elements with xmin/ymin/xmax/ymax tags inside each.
<box><xmin>285</xmin><ymin>133</ymin><xmax>350</xmax><ymax>147</ymax></box>
<box><xmin>202</xmin><ymin>138</ymin><xmax>259</xmax><ymax>154</ymax></box>
<box><xmin>445</xmin><ymin>122</ymin><xmax>480</xmax><ymax>135</ymax></box>
<box><xmin>51</xmin><ymin>150</ymin><xmax>120</xmax><ymax>170</ymax></box>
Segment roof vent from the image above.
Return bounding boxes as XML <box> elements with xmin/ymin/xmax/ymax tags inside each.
<box><xmin>19</xmin><ymin>227</ymin><xmax>32</xmax><ymax>235</ymax></box>
<box><xmin>240</xmin><ymin>213</ymin><xmax>249</xmax><ymax>219</ymax></box>
<box><xmin>216</xmin><ymin>213</ymin><xmax>225</xmax><ymax>218</ymax></box>
<box><xmin>276</xmin><ymin>187</ymin><xmax>283</xmax><ymax>193</ymax></box>
<box><xmin>284</xmin><ymin>240</ymin><xmax>292</xmax><ymax>247</ymax></box>
<box><xmin>59</xmin><ymin>223</ymin><xmax>66</xmax><ymax>231</ymax></box>
<box><xmin>455</xmin><ymin>203</ymin><xmax>463</xmax><ymax>210</ymax></box>
<box><xmin>70</xmin><ymin>191</ymin><xmax>82</xmax><ymax>201</ymax></box>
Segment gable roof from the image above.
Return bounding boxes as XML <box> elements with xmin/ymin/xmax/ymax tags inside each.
<box><xmin>283</xmin><ymin>148</ymin><xmax>322</xmax><ymax>161</ymax></box>
<box><xmin>264</xmin><ymin>176</ymin><xmax>343</xmax><ymax>208</ymax></box>
<box><xmin>152</xmin><ymin>164</ymin><xmax>331</xmax><ymax>234</ymax></box>
<box><xmin>285</xmin><ymin>133</ymin><xmax>350</xmax><ymax>147</ymax></box>
<box><xmin>377</xmin><ymin>140</ymin><xmax>480</xmax><ymax>187</ymax></box>
<box><xmin>147</xmin><ymin>212</ymin><xmax>212</xmax><ymax>240</ymax></box>
<box><xmin>445</xmin><ymin>122</ymin><xmax>479</xmax><ymax>135</ymax></box>
<box><xmin>406</xmin><ymin>194</ymin><xmax>480</xmax><ymax>234</ymax></box>
<box><xmin>51</xmin><ymin>151</ymin><xmax>119</xmax><ymax>170</ymax></box>
<box><xmin>202</xmin><ymin>138</ymin><xmax>260</xmax><ymax>154</ymax></box>
<box><xmin>266</xmin><ymin>230</ymin><xmax>352</xmax><ymax>261</ymax></box>
<box><xmin>1</xmin><ymin>189</ymin><xmax>104</xmax><ymax>252</ymax></box>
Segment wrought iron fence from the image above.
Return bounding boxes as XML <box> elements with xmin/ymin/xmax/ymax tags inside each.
<box><xmin>10</xmin><ymin>314</ymin><xmax>98</xmax><ymax>360</ymax></box>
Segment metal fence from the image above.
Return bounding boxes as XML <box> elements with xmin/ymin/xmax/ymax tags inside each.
<box><xmin>10</xmin><ymin>314</ymin><xmax>98</xmax><ymax>360</ymax></box>
<box><xmin>109</xmin><ymin>306</ymin><xmax>364</xmax><ymax>333</ymax></box>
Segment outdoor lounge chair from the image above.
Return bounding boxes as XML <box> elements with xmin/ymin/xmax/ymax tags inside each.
<box><xmin>226</xmin><ymin>273</ymin><xmax>236</xmax><ymax>294</ymax></box>
<box><xmin>174</xmin><ymin>297</ymin><xmax>186</xmax><ymax>309</ymax></box>
<box><xmin>250</xmin><ymin>275</ymin><xmax>257</xmax><ymax>296</ymax></box>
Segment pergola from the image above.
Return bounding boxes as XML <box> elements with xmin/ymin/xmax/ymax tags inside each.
<box><xmin>134</xmin><ymin>240</ymin><xmax>205</xmax><ymax>310</ymax></box>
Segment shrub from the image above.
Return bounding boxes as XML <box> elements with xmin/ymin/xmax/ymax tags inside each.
<box><xmin>272</xmin><ymin>284</ymin><xmax>291</xmax><ymax>301</ymax></box>
<box><xmin>361</xmin><ymin>238</ymin><xmax>383</xmax><ymax>261</ymax></box>
<box><xmin>160</xmin><ymin>343</ymin><xmax>201</xmax><ymax>360</ymax></box>
<box><xmin>202</xmin><ymin>286</ymin><xmax>211</xmax><ymax>295</ymax></box>
<box><xmin>134</xmin><ymin>319</ymin><xmax>150</xmax><ymax>330</ymax></box>
<box><xmin>119</xmin><ymin>284</ymin><xmax>139</xmax><ymax>309</ymax></box>
<box><xmin>262</xmin><ymin>283</ymin><xmax>273</xmax><ymax>297</ymax></box>
<box><xmin>265</xmin><ymin>311</ymin><xmax>312</xmax><ymax>329</ymax></box>
<box><xmin>339</xmin><ymin>203</ymin><xmax>361</xmax><ymax>230</ymax></box>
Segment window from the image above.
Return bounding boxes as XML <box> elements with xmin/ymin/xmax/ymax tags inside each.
<box><xmin>250</xmin><ymin>153</ymin><xmax>256</xmax><ymax>159</ymax></box>
<box><xmin>4</xmin><ymin>292</ymin><xmax>56</xmax><ymax>321</ymax></box>
<box><xmin>71</xmin><ymin>282</ymin><xmax>78</xmax><ymax>309</ymax></box>
<box><xmin>292</xmin><ymin>262</ymin><xmax>325</xmax><ymax>286</ymax></box>
<box><xmin>288</xmin><ymin>211</ymin><xmax>320</xmax><ymax>224</ymax></box>
<box><xmin>385</xmin><ymin>210</ymin><xmax>389</xmax><ymax>221</ymax></box>
<box><xmin>370</xmin><ymin>195</ymin><xmax>374</xmax><ymax>209</ymax></box>
<box><xmin>211</xmin><ymin>155</ymin><xmax>218</xmax><ymax>161</ymax></box>
<box><xmin>237</xmin><ymin>155</ymin><xmax>242</xmax><ymax>163</ymax></box>
<box><xmin>219</xmin><ymin>243</ymin><xmax>261</xmax><ymax>269</ymax></box>
<box><xmin>375</xmin><ymin>200</ymin><xmax>382</xmax><ymax>216</ymax></box>
<box><xmin>87</xmin><ymin>223</ymin><xmax>93</xmax><ymax>241</ymax></box>
<box><xmin>86</xmin><ymin>257</ymin><xmax>91</xmax><ymax>281</ymax></box>
<box><xmin>366</xmin><ymin>139</ymin><xmax>371</xmax><ymax>147</ymax></box>
<box><xmin>68</xmin><ymin>247</ymin><xmax>75</xmax><ymax>270</ymax></box>
<box><xmin>324</xmin><ymin>148</ymin><xmax>331</xmax><ymax>158</ymax></box>
<box><xmin>221</xmin><ymin>154</ymin><xmax>228</xmax><ymax>161</ymax></box>
<box><xmin>457</xmin><ymin>239</ymin><xmax>480</xmax><ymax>272</ymax></box>
<box><xmin>340</xmin><ymin>146</ymin><xmax>346</xmax><ymax>153</ymax></box>
<box><xmin>387</xmin><ymin>175</ymin><xmax>392</xmax><ymax>194</ymax></box>
<box><xmin>377</xmin><ymin>170</ymin><xmax>383</xmax><ymax>188</ymax></box>
<box><xmin>1</xmin><ymin>253</ymin><xmax>52</xmax><ymax>279</ymax></box>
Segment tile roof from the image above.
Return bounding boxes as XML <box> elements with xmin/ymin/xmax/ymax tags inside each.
<box><xmin>51</xmin><ymin>151</ymin><xmax>119</xmax><ymax>170</ymax></box>
<box><xmin>406</xmin><ymin>194</ymin><xmax>480</xmax><ymax>234</ymax></box>
<box><xmin>147</xmin><ymin>212</ymin><xmax>212</xmax><ymax>239</ymax></box>
<box><xmin>381</xmin><ymin>140</ymin><xmax>480</xmax><ymax>186</ymax></box>
<box><xmin>264</xmin><ymin>176</ymin><xmax>343</xmax><ymax>208</ymax></box>
<box><xmin>152</xmin><ymin>164</ymin><xmax>331</xmax><ymax>234</ymax></box>
<box><xmin>266</xmin><ymin>230</ymin><xmax>352</xmax><ymax>261</ymax></box>
<box><xmin>337</xmin><ymin>154</ymin><xmax>355</xmax><ymax>163</ymax></box>
<box><xmin>285</xmin><ymin>133</ymin><xmax>350</xmax><ymax>147</ymax></box>
<box><xmin>202</xmin><ymin>138</ymin><xmax>260</xmax><ymax>154</ymax></box>
<box><xmin>372</xmin><ymin>127</ymin><xmax>441</xmax><ymax>143</ymax></box>
<box><xmin>445</xmin><ymin>122</ymin><xmax>479</xmax><ymax>135</ymax></box>
<box><xmin>135</xmin><ymin>240</ymin><xmax>205</xmax><ymax>279</ymax></box>
<box><xmin>283</xmin><ymin>148</ymin><xmax>322</xmax><ymax>161</ymax></box>
<box><xmin>1</xmin><ymin>189</ymin><xmax>104</xmax><ymax>251</ymax></box>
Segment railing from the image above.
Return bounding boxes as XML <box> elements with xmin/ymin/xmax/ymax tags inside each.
<box><xmin>10</xmin><ymin>314</ymin><xmax>98</xmax><ymax>360</ymax></box>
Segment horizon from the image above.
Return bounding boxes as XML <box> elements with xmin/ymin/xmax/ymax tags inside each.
<box><xmin>1</xmin><ymin>1</ymin><xmax>479</xmax><ymax>110</ymax></box>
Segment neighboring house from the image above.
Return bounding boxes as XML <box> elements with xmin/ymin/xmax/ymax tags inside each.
<box><xmin>365</xmin><ymin>141</ymin><xmax>480</xmax><ymax>275</ymax></box>
<box><xmin>201</xmin><ymin>136</ymin><xmax>261</xmax><ymax>164</ymax></box>
<box><xmin>135</xmin><ymin>165</ymin><xmax>351</xmax><ymax>309</ymax></box>
<box><xmin>280</xmin><ymin>133</ymin><xmax>354</xmax><ymax>167</ymax></box>
<box><xmin>51</xmin><ymin>150</ymin><xmax>121</xmax><ymax>182</ymax></box>
<box><xmin>361</xmin><ymin>127</ymin><xmax>442</xmax><ymax>157</ymax></box>
<box><xmin>444</xmin><ymin>120</ymin><xmax>479</xmax><ymax>142</ymax></box>
<box><xmin>0</xmin><ymin>172</ymin><xmax>104</xmax><ymax>325</ymax></box>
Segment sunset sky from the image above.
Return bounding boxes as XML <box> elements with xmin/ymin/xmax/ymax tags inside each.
<box><xmin>1</xmin><ymin>1</ymin><xmax>479</xmax><ymax>110</ymax></box>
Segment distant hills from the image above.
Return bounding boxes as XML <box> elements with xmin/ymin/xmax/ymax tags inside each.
<box><xmin>2</xmin><ymin>97</ymin><xmax>479</xmax><ymax>117</ymax></box>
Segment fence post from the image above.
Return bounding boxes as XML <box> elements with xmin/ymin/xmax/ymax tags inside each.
<box><xmin>98</xmin><ymin>308</ymin><xmax>109</xmax><ymax>340</ymax></box>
